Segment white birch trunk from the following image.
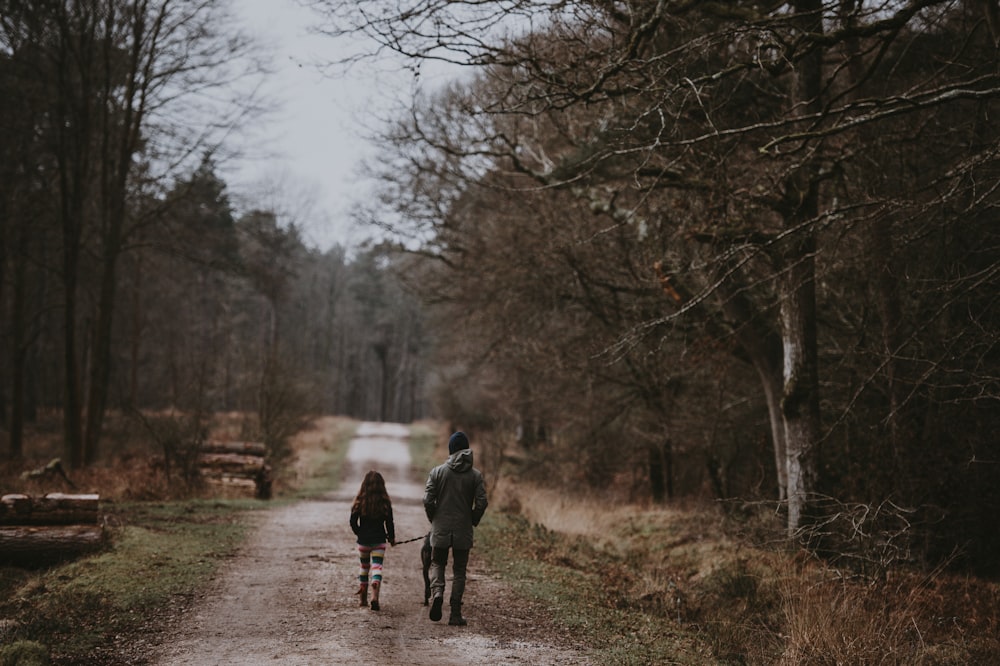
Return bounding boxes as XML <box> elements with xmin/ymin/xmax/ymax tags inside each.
<box><xmin>779</xmin><ymin>247</ymin><xmax>821</xmax><ymax>535</ymax></box>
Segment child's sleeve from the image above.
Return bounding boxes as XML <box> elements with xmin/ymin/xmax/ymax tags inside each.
<box><xmin>385</xmin><ymin>507</ymin><xmax>396</xmax><ymax>544</ymax></box>
<box><xmin>349</xmin><ymin>511</ymin><xmax>360</xmax><ymax>536</ymax></box>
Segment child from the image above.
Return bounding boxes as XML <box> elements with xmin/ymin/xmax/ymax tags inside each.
<box><xmin>350</xmin><ymin>470</ymin><xmax>396</xmax><ymax>611</ymax></box>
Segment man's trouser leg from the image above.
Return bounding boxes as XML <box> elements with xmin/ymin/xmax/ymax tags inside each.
<box><xmin>430</xmin><ymin>546</ymin><xmax>449</xmax><ymax>599</ymax></box>
<box><xmin>449</xmin><ymin>549</ymin><xmax>470</xmax><ymax>605</ymax></box>
<box><xmin>429</xmin><ymin>546</ymin><xmax>449</xmax><ymax>621</ymax></box>
<box><xmin>448</xmin><ymin>549</ymin><xmax>471</xmax><ymax>625</ymax></box>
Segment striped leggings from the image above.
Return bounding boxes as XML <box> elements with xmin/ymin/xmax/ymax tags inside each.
<box><xmin>357</xmin><ymin>543</ymin><xmax>387</xmax><ymax>588</ymax></box>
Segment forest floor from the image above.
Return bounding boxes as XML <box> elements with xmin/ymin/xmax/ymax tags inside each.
<box><xmin>142</xmin><ymin>421</ymin><xmax>592</xmax><ymax>665</ymax></box>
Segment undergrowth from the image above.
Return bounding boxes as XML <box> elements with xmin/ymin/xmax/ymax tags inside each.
<box><xmin>477</xmin><ymin>512</ymin><xmax>717</xmax><ymax>665</ymax></box>
<box><xmin>282</xmin><ymin>416</ymin><xmax>357</xmax><ymax>498</ymax></box>
<box><xmin>408</xmin><ymin>420</ymin><xmax>446</xmax><ymax>482</ymax></box>
<box><xmin>4</xmin><ymin>419</ymin><xmax>997</xmax><ymax>664</ymax></box>
<box><xmin>478</xmin><ymin>480</ymin><xmax>1000</xmax><ymax>665</ymax></box>
<box><xmin>0</xmin><ymin>415</ymin><xmax>359</xmax><ymax>665</ymax></box>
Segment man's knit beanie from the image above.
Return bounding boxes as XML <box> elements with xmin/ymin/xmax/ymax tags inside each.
<box><xmin>448</xmin><ymin>431</ymin><xmax>470</xmax><ymax>455</ymax></box>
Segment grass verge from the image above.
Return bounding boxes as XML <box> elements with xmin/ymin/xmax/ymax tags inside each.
<box><xmin>477</xmin><ymin>511</ymin><xmax>718</xmax><ymax>665</ymax></box>
<box><xmin>0</xmin><ymin>500</ymin><xmax>259</xmax><ymax>664</ymax></box>
<box><xmin>281</xmin><ymin>416</ymin><xmax>358</xmax><ymax>498</ymax></box>
<box><xmin>477</xmin><ymin>479</ymin><xmax>1000</xmax><ymax>665</ymax></box>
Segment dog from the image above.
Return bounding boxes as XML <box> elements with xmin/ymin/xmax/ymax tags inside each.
<box><xmin>421</xmin><ymin>533</ymin><xmax>432</xmax><ymax>605</ymax></box>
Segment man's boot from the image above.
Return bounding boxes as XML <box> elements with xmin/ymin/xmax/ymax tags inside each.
<box><xmin>356</xmin><ymin>584</ymin><xmax>368</xmax><ymax>608</ymax></box>
<box><xmin>429</xmin><ymin>595</ymin><xmax>443</xmax><ymax>621</ymax></box>
<box><xmin>448</xmin><ymin>601</ymin><xmax>467</xmax><ymax>626</ymax></box>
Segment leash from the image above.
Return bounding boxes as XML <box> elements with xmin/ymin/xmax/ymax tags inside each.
<box><xmin>394</xmin><ymin>535</ymin><xmax>426</xmax><ymax>545</ymax></box>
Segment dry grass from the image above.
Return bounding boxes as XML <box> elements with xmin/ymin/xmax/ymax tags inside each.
<box><xmin>280</xmin><ymin>415</ymin><xmax>357</xmax><ymax>497</ymax></box>
<box><xmin>488</xmin><ymin>477</ymin><xmax>1000</xmax><ymax>665</ymax></box>
<box><xmin>776</xmin><ymin>567</ymin><xmax>1000</xmax><ymax>665</ymax></box>
<box><xmin>2</xmin><ymin>454</ymin><xmax>183</xmax><ymax>502</ymax></box>
<box><xmin>496</xmin><ymin>477</ymin><xmax>627</xmax><ymax>537</ymax></box>
<box><xmin>0</xmin><ymin>411</ymin><xmax>358</xmax><ymax>502</ymax></box>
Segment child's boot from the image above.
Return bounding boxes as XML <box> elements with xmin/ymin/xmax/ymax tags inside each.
<box><xmin>370</xmin><ymin>581</ymin><xmax>381</xmax><ymax>611</ymax></box>
<box><xmin>356</xmin><ymin>584</ymin><xmax>368</xmax><ymax>607</ymax></box>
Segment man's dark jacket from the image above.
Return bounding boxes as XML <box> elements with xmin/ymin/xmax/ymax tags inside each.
<box><xmin>423</xmin><ymin>448</ymin><xmax>488</xmax><ymax>549</ymax></box>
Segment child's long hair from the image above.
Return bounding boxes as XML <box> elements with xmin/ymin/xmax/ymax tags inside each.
<box><xmin>352</xmin><ymin>470</ymin><xmax>392</xmax><ymax>518</ymax></box>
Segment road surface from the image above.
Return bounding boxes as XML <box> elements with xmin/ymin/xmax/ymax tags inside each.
<box><xmin>148</xmin><ymin>421</ymin><xmax>590</xmax><ymax>665</ymax></box>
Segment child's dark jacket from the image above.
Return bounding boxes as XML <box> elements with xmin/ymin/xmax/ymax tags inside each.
<box><xmin>350</xmin><ymin>508</ymin><xmax>395</xmax><ymax>545</ymax></box>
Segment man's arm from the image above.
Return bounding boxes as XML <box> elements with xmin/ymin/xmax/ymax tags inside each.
<box><xmin>423</xmin><ymin>467</ymin><xmax>438</xmax><ymax>522</ymax></box>
<box><xmin>471</xmin><ymin>470</ymin><xmax>488</xmax><ymax>526</ymax></box>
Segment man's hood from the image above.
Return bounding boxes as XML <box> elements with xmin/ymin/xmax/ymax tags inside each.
<box><xmin>447</xmin><ymin>448</ymin><xmax>474</xmax><ymax>472</ymax></box>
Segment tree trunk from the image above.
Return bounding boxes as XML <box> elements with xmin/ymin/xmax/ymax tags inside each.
<box><xmin>0</xmin><ymin>525</ymin><xmax>105</xmax><ymax>563</ymax></box>
<box><xmin>129</xmin><ymin>251</ymin><xmax>143</xmax><ymax>408</ymax></box>
<box><xmin>85</xmin><ymin>5</ymin><xmax>145</xmax><ymax>465</ymax></box>
<box><xmin>717</xmin><ymin>281</ymin><xmax>787</xmax><ymax>500</ymax></box>
<box><xmin>197</xmin><ymin>452</ymin><xmax>267</xmax><ymax>475</ymax></box>
<box><xmin>648</xmin><ymin>442</ymin><xmax>665</xmax><ymax>503</ymax></box>
<box><xmin>0</xmin><ymin>492</ymin><xmax>102</xmax><ymax>563</ymax></box>
<box><xmin>84</xmin><ymin>191</ymin><xmax>128</xmax><ymax>465</ymax></box>
<box><xmin>779</xmin><ymin>252</ymin><xmax>821</xmax><ymax>535</ymax></box>
<box><xmin>0</xmin><ymin>493</ymin><xmax>99</xmax><ymax>526</ymax></box>
<box><xmin>375</xmin><ymin>341</ymin><xmax>389</xmax><ymax>422</ymax></box>
<box><xmin>83</xmin><ymin>254</ymin><xmax>117</xmax><ymax>465</ymax></box>
<box><xmin>9</xmin><ymin>234</ymin><xmax>27</xmax><ymax>459</ymax></box>
<box><xmin>777</xmin><ymin>0</ymin><xmax>825</xmax><ymax>537</ymax></box>
<box><xmin>197</xmin><ymin>452</ymin><xmax>271</xmax><ymax>499</ymax></box>
<box><xmin>56</xmin><ymin>26</ymin><xmax>89</xmax><ymax>471</ymax></box>
<box><xmin>201</xmin><ymin>441</ymin><xmax>268</xmax><ymax>456</ymax></box>
<box><xmin>871</xmin><ymin>221</ymin><xmax>904</xmax><ymax>464</ymax></box>
<box><xmin>0</xmin><ymin>224</ymin><xmax>5</xmax><ymax>431</ymax></box>
<box><xmin>62</xmin><ymin>238</ymin><xmax>84</xmax><ymax>469</ymax></box>
<box><xmin>648</xmin><ymin>437</ymin><xmax>673</xmax><ymax>503</ymax></box>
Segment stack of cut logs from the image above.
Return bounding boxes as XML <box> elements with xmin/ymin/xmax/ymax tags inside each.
<box><xmin>0</xmin><ymin>493</ymin><xmax>103</xmax><ymax>565</ymax></box>
<box><xmin>197</xmin><ymin>441</ymin><xmax>272</xmax><ymax>499</ymax></box>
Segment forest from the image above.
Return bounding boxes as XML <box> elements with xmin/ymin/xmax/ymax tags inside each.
<box><xmin>2</xmin><ymin>0</ymin><xmax>999</xmax><ymax>578</ymax></box>
<box><xmin>0</xmin><ymin>1</ymin><xmax>428</xmax><ymax>468</ymax></box>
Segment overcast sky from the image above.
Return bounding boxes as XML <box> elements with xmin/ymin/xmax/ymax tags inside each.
<box><xmin>227</xmin><ymin>0</ymin><xmax>396</xmax><ymax>252</ymax></box>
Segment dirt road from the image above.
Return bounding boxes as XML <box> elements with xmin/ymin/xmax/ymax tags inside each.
<box><xmin>149</xmin><ymin>422</ymin><xmax>590</xmax><ymax>665</ymax></box>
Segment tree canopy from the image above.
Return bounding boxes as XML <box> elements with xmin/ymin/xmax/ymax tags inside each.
<box><xmin>311</xmin><ymin>0</ymin><xmax>1000</xmax><ymax>572</ymax></box>
<box><xmin>0</xmin><ymin>1</ymin><xmax>429</xmax><ymax>470</ymax></box>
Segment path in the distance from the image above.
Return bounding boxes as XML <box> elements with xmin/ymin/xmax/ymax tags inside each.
<box><xmin>149</xmin><ymin>421</ymin><xmax>590</xmax><ymax>665</ymax></box>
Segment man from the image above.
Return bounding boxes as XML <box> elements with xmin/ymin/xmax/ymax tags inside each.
<box><xmin>423</xmin><ymin>430</ymin><xmax>489</xmax><ymax>625</ymax></box>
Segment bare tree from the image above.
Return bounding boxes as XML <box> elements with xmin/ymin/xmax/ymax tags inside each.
<box><xmin>0</xmin><ymin>0</ymin><xmax>265</xmax><ymax>466</ymax></box>
<box><xmin>314</xmin><ymin>0</ymin><xmax>1000</xmax><ymax>540</ymax></box>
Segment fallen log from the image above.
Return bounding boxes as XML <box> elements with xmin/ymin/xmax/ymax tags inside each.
<box><xmin>200</xmin><ymin>440</ymin><xmax>267</xmax><ymax>457</ymax></box>
<box><xmin>0</xmin><ymin>524</ymin><xmax>105</xmax><ymax>564</ymax></box>
<box><xmin>197</xmin><ymin>453</ymin><xmax>267</xmax><ymax>476</ymax></box>
<box><xmin>199</xmin><ymin>463</ymin><xmax>272</xmax><ymax>500</ymax></box>
<box><xmin>205</xmin><ymin>476</ymin><xmax>258</xmax><ymax>490</ymax></box>
<box><xmin>196</xmin><ymin>445</ymin><xmax>271</xmax><ymax>499</ymax></box>
<box><xmin>202</xmin><ymin>471</ymin><xmax>272</xmax><ymax>499</ymax></box>
<box><xmin>0</xmin><ymin>493</ymin><xmax>100</xmax><ymax>526</ymax></box>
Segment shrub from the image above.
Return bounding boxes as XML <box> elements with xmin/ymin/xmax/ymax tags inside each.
<box><xmin>0</xmin><ymin>641</ymin><xmax>50</xmax><ymax>666</ymax></box>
